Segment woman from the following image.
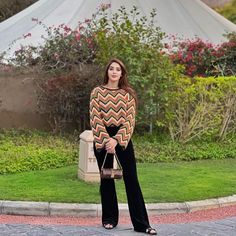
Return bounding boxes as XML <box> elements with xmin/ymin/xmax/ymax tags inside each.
<box><xmin>89</xmin><ymin>58</ymin><xmax>157</xmax><ymax>235</ymax></box>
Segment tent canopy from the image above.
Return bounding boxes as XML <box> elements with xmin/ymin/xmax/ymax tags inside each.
<box><xmin>1</xmin><ymin>0</ymin><xmax>236</xmax><ymax>57</ymax></box>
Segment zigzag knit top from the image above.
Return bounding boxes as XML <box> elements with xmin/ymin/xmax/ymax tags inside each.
<box><xmin>90</xmin><ymin>85</ymin><xmax>136</xmax><ymax>151</ymax></box>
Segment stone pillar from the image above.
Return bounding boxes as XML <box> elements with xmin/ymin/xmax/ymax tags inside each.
<box><xmin>78</xmin><ymin>130</ymin><xmax>100</xmax><ymax>182</ymax></box>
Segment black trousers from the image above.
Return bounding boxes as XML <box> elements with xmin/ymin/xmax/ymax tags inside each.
<box><xmin>93</xmin><ymin>126</ymin><xmax>150</xmax><ymax>232</ymax></box>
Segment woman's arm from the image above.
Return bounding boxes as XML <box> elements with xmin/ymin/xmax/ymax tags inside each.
<box><xmin>90</xmin><ymin>88</ymin><xmax>110</xmax><ymax>151</ymax></box>
<box><xmin>112</xmin><ymin>93</ymin><xmax>136</xmax><ymax>150</ymax></box>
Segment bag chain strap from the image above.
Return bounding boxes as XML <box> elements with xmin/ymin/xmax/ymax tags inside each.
<box><xmin>101</xmin><ymin>151</ymin><xmax>122</xmax><ymax>170</ymax></box>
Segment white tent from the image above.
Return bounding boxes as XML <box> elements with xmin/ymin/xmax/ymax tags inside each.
<box><xmin>1</xmin><ymin>0</ymin><xmax>236</xmax><ymax>58</ymax></box>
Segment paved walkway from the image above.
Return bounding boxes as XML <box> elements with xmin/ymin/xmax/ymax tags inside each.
<box><xmin>0</xmin><ymin>205</ymin><xmax>236</xmax><ymax>235</ymax></box>
<box><xmin>0</xmin><ymin>217</ymin><xmax>236</xmax><ymax>235</ymax></box>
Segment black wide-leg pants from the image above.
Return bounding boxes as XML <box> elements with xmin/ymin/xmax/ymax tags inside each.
<box><xmin>93</xmin><ymin>126</ymin><xmax>150</xmax><ymax>232</ymax></box>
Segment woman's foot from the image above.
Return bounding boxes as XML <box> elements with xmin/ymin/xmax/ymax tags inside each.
<box><xmin>145</xmin><ymin>227</ymin><xmax>157</xmax><ymax>235</ymax></box>
<box><xmin>103</xmin><ymin>223</ymin><xmax>114</xmax><ymax>230</ymax></box>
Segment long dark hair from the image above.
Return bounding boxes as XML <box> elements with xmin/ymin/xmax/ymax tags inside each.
<box><xmin>103</xmin><ymin>58</ymin><xmax>138</xmax><ymax>106</ymax></box>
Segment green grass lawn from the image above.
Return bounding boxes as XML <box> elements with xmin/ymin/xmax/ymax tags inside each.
<box><xmin>0</xmin><ymin>159</ymin><xmax>236</xmax><ymax>203</ymax></box>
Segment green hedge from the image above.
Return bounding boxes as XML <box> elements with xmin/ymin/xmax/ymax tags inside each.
<box><xmin>0</xmin><ymin>129</ymin><xmax>78</xmax><ymax>174</ymax></box>
<box><xmin>1</xmin><ymin>129</ymin><xmax>236</xmax><ymax>175</ymax></box>
<box><xmin>133</xmin><ymin>134</ymin><xmax>236</xmax><ymax>162</ymax></box>
<box><xmin>163</xmin><ymin>76</ymin><xmax>236</xmax><ymax>143</ymax></box>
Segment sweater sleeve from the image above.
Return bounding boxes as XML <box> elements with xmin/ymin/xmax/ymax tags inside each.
<box><xmin>112</xmin><ymin>93</ymin><xmax>136</xmax><ymax>150</ymax></box>
<box><xmin>90</xmin><ymin>88</ymin><xmax>110</xmax><ymax>151</ymax></box>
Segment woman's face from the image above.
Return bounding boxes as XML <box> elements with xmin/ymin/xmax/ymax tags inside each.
<box><xmin>107</xmin><ymin>62</ymin><xmax>122</xmax><ymax>83</ymax></box>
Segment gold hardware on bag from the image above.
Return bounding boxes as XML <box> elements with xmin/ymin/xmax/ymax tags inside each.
<box><xmin>111</xmin><ymin>170</ymin><xmax>115</xmax><ymax>178</ymax></box>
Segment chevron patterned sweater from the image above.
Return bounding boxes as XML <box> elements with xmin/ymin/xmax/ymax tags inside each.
<box><xmin>90</xmin><ymin>86</ymin><xmax>136</xmax><ymax>151</ymax></box>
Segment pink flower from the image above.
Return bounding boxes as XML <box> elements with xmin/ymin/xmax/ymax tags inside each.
<box><xmin>53</xmin><ymin>53</ymin><xmax>60</xmax><ymax>60</ymax></box>
<box><xmin>75</xmin><ymin>32</ymin><xmax>81</xmax><ymax>41</ymax></box>
<box><xmin>77</xmin><ymin>25</ymin><xmax>84</xmax><ymax>31</ymax></box>
<box><xmin>84</xmin><ymin>18</ymin><xmax>91</xmax><ymax>23</ymax></box>
<box><xmin>23</xmin><ymin>33</ymin><xmax>32</xmax><ymax>38</ymax></box>
<box><xmin>186</xmin><ymin>52</ymin><xmax>193</xmax><ymax>61</ymax></box>
<box><xmin>99</xmin><ymin>3</ymin><xmax>111</xmax><ymax>11</ymax></box>
<box><xmin>63</xmin><ymin>25</ymin><xmax>71</xmax><ymax>32</ymax></box>
<box><xmin>177</xmin><ymin>51</ymin><xmax>183</xmax><ymax>60</ymax></box>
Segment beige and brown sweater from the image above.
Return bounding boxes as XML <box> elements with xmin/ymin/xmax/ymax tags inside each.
<box><xmin>90</xmin><ymin>86</ymin><xmax>136</xmax><ymax>151</ymax></box>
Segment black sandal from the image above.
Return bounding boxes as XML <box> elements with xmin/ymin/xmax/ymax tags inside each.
<box><xmin>146</xmin><ymin>227</ymin><xmax>157</xmax><ymax>235</ymax></box>
<box><xmin>103</xmin><ymin>223</ymin><xmax>114</xmax><ymax>230</ymax></box>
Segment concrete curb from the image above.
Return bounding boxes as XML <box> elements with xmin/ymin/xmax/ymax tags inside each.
<box><xmin>0</xmin><ymin>195</ymin><xmax>236</xmax><ymax>217</ymax></box>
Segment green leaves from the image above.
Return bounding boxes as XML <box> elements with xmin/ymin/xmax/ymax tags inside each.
<box><xmin>133</xmin><ymin>134</ymin><xmax>236</xmax><ymax>162</ymax></box>
<box><xmin>165</xmin><ymin>76</ymin><xmax>236</xmax><ymax>142</ymax></box>
<box><xmin>0</xmin><ymin>130</ymin><xmax>78</xmax><ymax>174</ymax></box>
<box><xmin>89</xmin><ymin>6</ymin><xmax>175</xmax><ymax>131</ymax></box>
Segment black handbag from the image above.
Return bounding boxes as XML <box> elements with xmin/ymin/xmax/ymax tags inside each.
<box><xmin>100</xmin><ymin>152</ymin><xmax>123</xmax><ymax>179</ymax></box>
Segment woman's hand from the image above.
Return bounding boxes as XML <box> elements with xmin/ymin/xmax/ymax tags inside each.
<box><xmin>105</xmin><ymin>138</ymin><xmax>118</xmax><ymax>153</ymax></box>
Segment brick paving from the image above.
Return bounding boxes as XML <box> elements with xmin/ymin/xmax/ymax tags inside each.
<box><xmin>0</xmin><ymin>205</ymin><xmax>236</xmax><ymax>235</ymax></box>
<box><xmin>0</xmin><ymin>217</ymin><xmax>235</xmax><ymax>235</ymax></box>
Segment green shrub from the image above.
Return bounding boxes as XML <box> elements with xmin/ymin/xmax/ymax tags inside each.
<box><xmin>1</xmin><ymin>129</ymin><xmax>236</xmax><ymax>175</ymax></box>
<box><xmin>36</xmin><ymin>65</ymin><xmax>102</xmax><ymax>133</ymax></box>
<box><xmin>133</xmin><ymin>133</ymin><xmax>236</xmax><ymax>162</ymax></box>
<box><xmin>0</xmin><ymin>129</ymin><xmax>79</xmax><ymax>174</ymax></box>
<box><xmin>163</xmin><ymin>76</ymin><xmax>236</xmax><ymax>143</ymax></box>
<box><xmin>89</xmin><ymin>5</ymin><xmax>180</xmax><ymax>132</ymax></box>
<box><xmin>215</xmin><ymin>0</ymin><xmax>236</xmax><ymax>24</ymax></box>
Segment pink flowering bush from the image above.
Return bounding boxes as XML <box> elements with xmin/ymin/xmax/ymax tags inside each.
<box><xmin>4</xmin><ymin>15</ymin><xmax>102</xmax><ymax>132</ymax></box>
<box><xmin>214</xmin><ymin>36</ymin><xmax>236</xmax><ymax>76</ymax></box>
<box><xmin>10</xmin><ymin>18</ymin><xmax>96</xmax><ymax>73</ymax></box>
<box><xmin>168</xmin><ymin>35</ymin><xmax>236</xmax><ymax>77</ymax></box>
